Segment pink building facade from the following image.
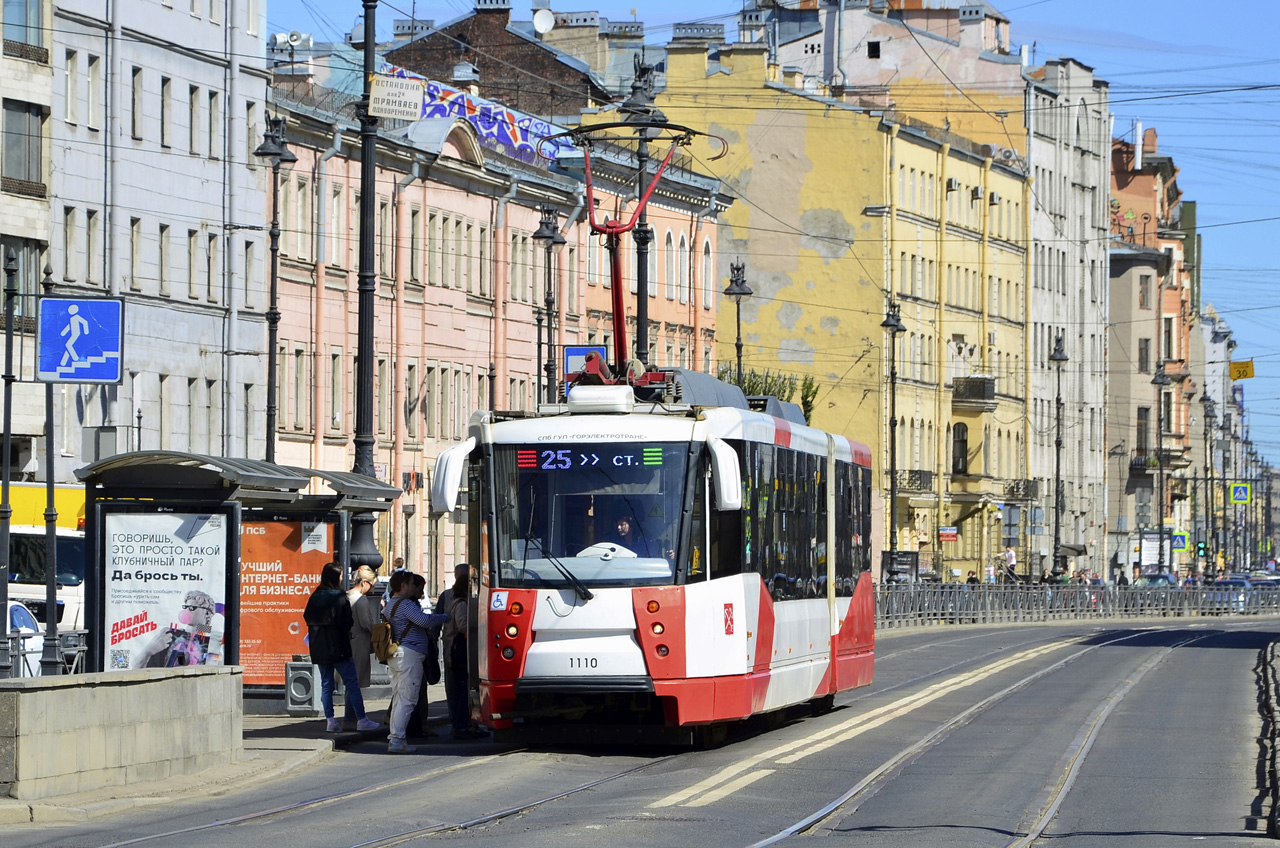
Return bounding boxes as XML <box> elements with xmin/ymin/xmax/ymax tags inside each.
<box><xmin>268</xmin><ymin>96</ymin><xmax>724</xmax><ymax>590</ymax></box>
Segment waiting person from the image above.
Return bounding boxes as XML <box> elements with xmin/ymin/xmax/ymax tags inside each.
<box><xmin>439</xmin><ymin>563</ymin><xmax>488</xmax><ymax>740</ymax></box>
<box><xmin>966</xmin><ymin>570</ymin><xmax>980</xmax><ymax>585</ymax></box>
<box><xmin>385</xmin><ymin>570</ymin><xmax>450</xmax><ymax>754</ymax></box>
<box><xmin>343</xmin><ymin>565</ymin><xmax>379</xmax><ymax>727</ymax></box>
<box><xmin>304</xmin><ymin>563</ymin><xmax>381</xmax><ymax>735</ymax></box>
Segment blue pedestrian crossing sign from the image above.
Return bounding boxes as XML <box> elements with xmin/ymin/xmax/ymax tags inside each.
<box><xmin>1231</xmin><ymin>483</ymin><xmax>1252</xmax><ymax>505</ymax></box>
<box><xmin>36</xmin><ymin>297</ymin><xmax>124</xmax><ymax>384</ymax></box>
<box><xmin>1171</xmin><ymin>533</ymin><xmax>1188</xmax><ymax>552</ymax></box>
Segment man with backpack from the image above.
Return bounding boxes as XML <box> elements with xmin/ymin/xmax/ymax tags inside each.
<box><xmin>303</xmin><ymin>563</ymin><xmax>382</xmax><ymax>735</ymax></box>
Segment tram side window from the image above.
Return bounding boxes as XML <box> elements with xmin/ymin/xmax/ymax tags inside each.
<box><xmin>709</xmin><ymin>440</ymin><xmax>746</xmax><ymax>580</ymax></box>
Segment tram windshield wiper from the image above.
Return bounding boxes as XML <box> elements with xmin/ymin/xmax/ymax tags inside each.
<box><xmin>518</xmin><ymin>536</ymin><xmax>594</xmax><ymax>602</ymax></box>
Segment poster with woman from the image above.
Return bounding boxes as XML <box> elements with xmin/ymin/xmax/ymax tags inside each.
<box><xmin>102</xmin><ymin>511</ymin><xmax>229</xmax><ymax>671</ymax></box>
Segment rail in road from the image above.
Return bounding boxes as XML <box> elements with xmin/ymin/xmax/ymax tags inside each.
<box><xmin>13</xmin><ymin>620</ymin><xmax>1280</xmax><ymax>848</ymax></box>
<box><xmin>876</xmin><ymin>582</ymin><xmax>1280</xmax><ymax>627</ymax></box>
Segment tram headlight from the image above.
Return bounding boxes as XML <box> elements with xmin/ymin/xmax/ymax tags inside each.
<box><xmin>656</xmin><ymin>644</ymin><xmax>669</xmax><ymax>657</ymax></box>
<box><xmin>647</xmin><ymin>600</ymin><xmax>660</xmax><ymax>614</ymax></box>
<box><xmin>510</xmin><ymin>602</ymin><xmax>523</xmax><ymax>615</ymax></box>
<box><xmin>501</xmin><ymin>647</ymin><xmax>515</xmax><ymax>660</ymax></box>
<box><xmin>506</xmin><ymin>624</ymin><xmax>519</xmax><ymax>638</ymax></box>
<box><xmin>651</xmin><ymin>623</ymin><xmax>664</xmax><ymax>635</ymax></box>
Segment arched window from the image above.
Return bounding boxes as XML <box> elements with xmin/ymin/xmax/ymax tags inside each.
<box><xmin>702</xmin><ymin>240</ymin><xmax>713</xmax><ymax>310</ymax></box>
<box><xmin>952</xmin><ymin>423</ymin><xmax>969</xmax><ymax>475</ymax></box>
<box><xmin>664</xmin><ymin>231</ymin><xmax>676</xmax><ymax>299</ymax></box>
<box><xmin>678</xmin><ymin>234</ymin><xmax>690</xmax><ymax>304</ymax></box>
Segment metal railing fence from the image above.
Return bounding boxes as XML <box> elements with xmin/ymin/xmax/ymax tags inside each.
<box><xmin>875</xmin><ymin>583</ymin><xmax>1280</xmax><ymax>628</ymax></box>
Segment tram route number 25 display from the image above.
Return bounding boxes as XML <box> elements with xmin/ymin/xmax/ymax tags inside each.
<box><xmin>568</xmin><ymin>656</ymin><xmax>599</xmax><ymax>669</ymax></box>
<box><xmin>518</xmin><ymin>446</ymin><xmax>665</xmax><ymax>470</ymax></box>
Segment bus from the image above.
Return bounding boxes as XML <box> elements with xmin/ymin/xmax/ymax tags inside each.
<box><xmin>431</xmin><ymin>372</ymin><xmax>875</xmax><ymax>744</ymax></box>
<box><xmin>6</xmin><ymin>483</ymin><xmax>87</xmax><ymax>628</ymax></box>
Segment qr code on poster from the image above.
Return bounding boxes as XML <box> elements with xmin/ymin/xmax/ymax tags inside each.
<box><xmin>109</xmin><ymin>649</ymin><xmax>130</xmax><ymax>669</ymax></box>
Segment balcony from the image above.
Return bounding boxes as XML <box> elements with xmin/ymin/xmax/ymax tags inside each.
<box><xmin>1129</xmin><ymin>447</ymin><xmax>1191</xmax><ymax>474</ymax></box>
<box><xmin>894</xmin><ymin>469</ymin><xmax>934</xmax><ymax>493</ymax></box>
<box><xmin>952</xmin><ymin>376</ymin><xmax>997</xmax><ymax>411</ymax></box>
<box><xmin>1004</xmin><ymin>479</ymin><xmax>1040</xmax><ymax>500</ymax></box>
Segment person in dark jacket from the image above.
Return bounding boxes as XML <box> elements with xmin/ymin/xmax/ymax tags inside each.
<box><xmin>304</xmin><ymin>563</ymin><xmax>381</xmax><ymax>734</ymax></box>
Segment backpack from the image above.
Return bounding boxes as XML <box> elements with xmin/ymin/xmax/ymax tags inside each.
<box><xmin>372</xmin><ymin>599</ymin><xmax>405</xmax><ymax>664</ymax></box>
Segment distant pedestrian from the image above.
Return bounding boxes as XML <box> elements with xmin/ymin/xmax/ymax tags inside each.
<box><xmin>385</xmin><ymin>571</ymin><xmax>450</xmax><ymax>754</ymax></box>
<box><xmin>1117</xmin><ymin>570</ymin><xmax>1129</xmax><ymax>587</ymax></box>
<box><xmin>440</xmin><ymin>563</ymin><xmax>488</xmax><ymax>740</ymax></box>
<box><xmin>1004</xmin><ymin>547</ymin><xmax>1018</xmax><ymax>583</ymax></box>
<box><xmin>304</xmin><ymin>563</ymin><xmax>381</xmax><ymax>735</ymax></box>
<box><xmin>965</xmin><ymin>570</ymin><xmax>980</xmax><ymax>585</ymax></box>
<box><xmin>343</xmin><ymin>565</ymin><xmax>379</xmax><ymax>726</ymax></box>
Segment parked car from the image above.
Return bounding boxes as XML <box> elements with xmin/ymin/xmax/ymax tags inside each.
<box><xmin>6</xmin><ymin>600</ymin><xmax>44</xmax><ymax>676</ymax></box>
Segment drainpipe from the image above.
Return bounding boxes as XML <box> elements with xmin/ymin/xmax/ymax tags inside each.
<box><xmin>494</xmin><ymin>179</ymin><xmax>520</xmax><ymax>403</ymax></box>
<box><xmin>311</xmin><ymin>127</ymin><xmax>343</xmax><ymax>470</ymax></box>
<box><xmin>692</xmin><ymin>188</ymin><xmax>718</xmax><ymax>369</ymax></box>
<box><xmin>833</xmin><ymin>0</ymin><xmax>847</xmax><ymax>90</ymax></box>
<box><xmin>391</xmin><ymin>159</ymin><xmax>421</xmax><ymax>562</ymax></box>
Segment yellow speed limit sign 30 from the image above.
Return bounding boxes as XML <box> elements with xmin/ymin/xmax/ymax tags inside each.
<box><xmin>1229</xmin><ymin>360</ymin><xmax>1255</xmax><ymax>380</ymax></box>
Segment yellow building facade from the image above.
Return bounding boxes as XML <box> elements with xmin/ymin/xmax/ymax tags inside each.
<box><xmin>659</xmin><ymin>42</ymin><xmax>1029</xmax><ymax>580</ymax></box>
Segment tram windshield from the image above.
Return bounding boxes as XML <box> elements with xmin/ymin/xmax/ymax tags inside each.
<box><xmin>492</xmin><ymin>442</ymin><xmax>689</xmax><ymax>588</ymax></box>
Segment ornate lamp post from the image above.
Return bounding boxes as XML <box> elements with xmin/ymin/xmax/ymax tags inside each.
<box><xmin>881</xmin><ymin>302</ymin><xmax>906</xmax><ymax>574</ymax></box>
<box><xmin>1153</xmin><ymin>366</ymin><xmax>1172</xmax><ymax>573</ymax></box>
<box><xmin>0</xmin><ymin>250</ymin><xmax>16</xmax><ymax>677</ymax></box>
<box><xmin>1202</xmin><ymin>395</ymin><xmax>1216</xmax><ymax>575</ymax></box>
<box><xmin>532</xmin><ymin>206</ymin><xmax>566</xmax><ymax>403</ymax></box>
<box><xmin>351</xmin><ymin>1</ymin><xmax>383</xmax><ymax>573</ymax></box>
<box><xmin>723</xmin><ymin>260</ymin><xmax>752</xmax><ymax>385</ymax></box>
<box><xmin>1050</xmin><ymin>335</ymin><xmax>1068</xmax><ymax>576</ymax></box>
<box><xmin>252</xmin><ymin>116</ymin><xmax>297</xmax><ymax>463</ymax></box>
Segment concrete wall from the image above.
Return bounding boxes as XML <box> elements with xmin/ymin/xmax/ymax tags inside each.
<box><xmin>0</xmin><ymin>666</ymin><xmax>242</xmax><ymax>800</ymax></box>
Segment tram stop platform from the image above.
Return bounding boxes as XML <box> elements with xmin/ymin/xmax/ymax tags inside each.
<box><xmin>0</xmin><ymin>692</ymin><xmax>452</xmax><ymax>824</ymax></box>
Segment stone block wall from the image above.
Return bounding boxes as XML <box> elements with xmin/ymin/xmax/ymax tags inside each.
<box><xmin>0</xmin><ymin>665</ymin><xmax>242</xmax><ymax>800</ymax></box>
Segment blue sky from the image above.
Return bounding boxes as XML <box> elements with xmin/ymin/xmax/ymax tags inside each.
<box><xmin>266</xmin><ymin>0</ymin><xmax>1280</xmax><ymax>461</ymax></box>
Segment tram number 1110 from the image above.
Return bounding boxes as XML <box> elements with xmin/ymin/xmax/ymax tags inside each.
<box><xmin>569</xmin><ymin>657</ymin><xmax>599</xmax><ymax>669</ymax></box>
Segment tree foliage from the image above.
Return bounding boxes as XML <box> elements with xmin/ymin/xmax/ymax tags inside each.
<box><xmin>717</xmin><ymin>365</ymin><xmax>818</xmax><ymax>425</ymax></box>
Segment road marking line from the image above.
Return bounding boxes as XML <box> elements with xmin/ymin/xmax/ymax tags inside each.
<box><xmin>684</xmin><ymin>769</ymin><xmax>775</xmax><ymax>807</ymax></box>
<box><xmin>650</xmin><ymin>642</ymin><xmax>1066</xmax><ymax>808</ymax></box>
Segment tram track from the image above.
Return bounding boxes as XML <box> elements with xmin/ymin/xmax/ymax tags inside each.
<box><xmin>745</xmin><ymin>622</ymin><xmax>1275</xmax><ymax>848</ymax></box>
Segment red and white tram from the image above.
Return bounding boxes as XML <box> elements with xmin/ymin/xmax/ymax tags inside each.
<box><xmin>431</xmin><ymin>371</ymin><xmax>875</xmax><ymax>744</ymax></box>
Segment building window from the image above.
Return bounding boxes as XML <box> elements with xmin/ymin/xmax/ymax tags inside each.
<box><xmin>0</xmin><ymin>237</ymin><xmax>40</xmax><ymax>315</ymax></box>
<box><xmin>130</xmin><ymin>67</ymin><xmax>142</xmax><ymax>139</ymax></box>
<box><xmin>867</xmin><ymin>41</ymin><xmax>880</xmax><ymax>59</ymax></box>
<box><xmin>1137</xmin><ymin>338</ymin><xmax>1150</xmax><ymax>373</ymax></box>
<box><xmin>63</xmin><ymin>51</ymin><xmax>77</xmax><ymax>124</ymax></box>
<box><xmin>129</xmin><ymin>217</ymin><xmax>141</xmax><ymax>290</ymax></box>
<box><xmin>378</xmin><ymin>199</ymin><xmax>390</xmax><ymax>278</ymax></box>
<box><xmin>330</xmin><ymin>185</ymin><xmax>344</xmax><ymax>266</ymax></box>
<box><xmin>410</xmin><ymin>207</ymin><xmax>421</xmax><ymax>279</ymax></box>
<box><xmin>160</xmin><ymin>76</ymin><xmax>171</xmax><ymax>147</ymax></box>
<box><xmin>3</xmin><ymin>0</ymin><xmax>45</xmax><ymax>58</ymax></box>
<box><xmin>293</xmin><ymin>348</ymin><xmax>307</xmax><ymax>429</ymax></box>
<box><xmin>158</xmin><ymin>224</ymin><xmax>170</xmax><ymax>295</ymax></box>
<box><xmin>187</xmin><ymin>229</ymin><xmax>198</xmax><ymax>298</ymax></box>
<box><xmin>376</xmin><ymin>357</ymin><xmax>388</xmax><ymax>434</ymax></box>
<box><xmin>245</xmin><ymin>101</ymin><xmax>257</xmax><ymax>168</ymax></box>
<box><xmin>242</xmin><ymin>239</ymin><xmax>255</xmax><ymax>307</ymax></box>
<box><xmin>2</xmin><ymin>99</ymin><xmax>45</xmax><ymax>196</ymax></box>
<box><xmin>207</xmin><ymin>91</ymin><xmax>220</xmax><ymax>159</ymax></box>
<box><xmin>86</xmin><ymin>209</ymin><xmax>99</xmax><ymax>283</ymax></box>
<box><xmin>329</xmin><ymin>350</ymin><xmax>343</xmax><ymax>430</ymax></box>
<box><xmin>1138</xmin><ymin>273</ymin><xmax>1151</xmax><ymax>309</ymax></box>
<box><xmin>664</xmin><ymin>231</ymin><xmax>675</xmax><ymax>299</ymax></box>
<box><xmin>62</xmin><ymin>206</ymin><xmax>76</xmax><ymax>281</ymax></box>
<box><xmin>1136</xmin><ymin>407</ymin><xmax>1150</xmax><ymax>453</ymax></box>
<box><xmin>87</xmin><ymin>56</ymin><xmax>101</xmax><ymax>129</ymax></box>
<box><xmin>405</xmin><ymin>362</ymin><xmax>418</xmax><ymax>438</ymax></box>
<box><xmin>1162</xmin><ymin>316</ymin><xmax>1174</xmax><ymax>361</ymax></box>
<box><xmin>188</xmin><ymin>85</ymin><xmax>200</xmax><ymax>154</ymax></box>
<box><xmin>952</xmin><ymin>423</ymin><xmax>969</xmax><ymax>476</ymax></box>
<box><xmin>206</xmin><ymin>234</ymin><xmax>218</xmax><ymax>302</ymax></box>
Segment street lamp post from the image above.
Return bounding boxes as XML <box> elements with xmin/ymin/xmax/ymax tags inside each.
<box><xmin>1202</xmin><ymin>395</ymin><xmax>1215</xmax><ymax>574</ymax></box>
<box><xmin>881</xmin><ymin>303</ymin><xmax>906</xmax><ymax>574</ymax></box>
<box><xmin>0</xmin><ymin>250</ymin><xmax>16</xmax><ymax>678</ymax></box>
<box><xmin>1153</xmin><ymin>366</ymin><xmax>1172</xmax><ymax>573</ymax></box>
<box><xmin>252</xmin><ymin>116</ymin><xmax>297</xmax><ymax>464</ymax></box>
<box><xmin>350</xmin><ymin>0</ymin><xmax>383</xmax><ymax>573</ymax></box>
<box><xmin>38</xmin><ymin>265</ymin><xmax>61</xmax><ymax>675</ymax></box>
<box><xmin>723</xmin><ymin>260</ymin><xmax>752</xmax><ymax>385</ymax></box>
<box><xmin>532</xmin><ymin>206</ymin><xmax>566</xmax><ymax>403</ymax></box>
<box><xmin>1050</xmin><ymin>335</ymin><xmax>1068</xmax><ymax>576</ymax></box>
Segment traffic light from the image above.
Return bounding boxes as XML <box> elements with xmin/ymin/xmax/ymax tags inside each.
<box><xmin>1195</xmin><ymin>540</ymin><xmax>1208</xmax><ymax>558</ymax></box>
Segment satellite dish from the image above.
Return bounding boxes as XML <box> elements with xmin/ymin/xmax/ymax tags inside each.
<box><xmin>533</xmin><ymin>9</ymin><xmax>555</xmax><ymax>34</ymax></box>
<box><xmin>287</xmin><ymin>30</ymin><xmax>304</xmax><ymax>46</ymax></box>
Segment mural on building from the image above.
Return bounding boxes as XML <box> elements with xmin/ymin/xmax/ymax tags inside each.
<box><xmin>380</xmin><ymin>64</ymin><xmax>573</xmax><ymax>163</ymax></box>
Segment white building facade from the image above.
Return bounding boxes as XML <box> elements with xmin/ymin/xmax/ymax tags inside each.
<box><xmin>48</xmin><ymin>0</ymin><xmax>270</xmax><ymax>476</ymax></box>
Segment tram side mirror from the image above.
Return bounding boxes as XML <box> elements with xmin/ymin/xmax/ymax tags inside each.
<box><xmin>707</xmin><ymin>437</ymin><xmax>743</xmax><ymax>511</ymax></box>
<box><xmin>430</xmin><ymin>437</ymin><xmax>477</xmax><ymax>516</ymax></box>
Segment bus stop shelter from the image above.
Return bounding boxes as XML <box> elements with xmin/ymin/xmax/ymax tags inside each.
<box><xmin>76</xmin><ymin>451</ymin><xmax>399</xmax><ymax>706</ymax></box>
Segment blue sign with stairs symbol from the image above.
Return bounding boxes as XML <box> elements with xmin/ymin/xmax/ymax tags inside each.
<box><xmin>36</xmin><ymin>297</ymin><xmax>124</xmax><ymax>384</ymax></box>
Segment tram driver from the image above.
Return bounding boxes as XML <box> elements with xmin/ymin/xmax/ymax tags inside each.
<box><xmin>606</xmin><ymin>504</ymin><xmax>675</xmax><ymax>561</ymax></box>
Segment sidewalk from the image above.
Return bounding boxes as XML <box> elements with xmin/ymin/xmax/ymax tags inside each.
<box><xmin>0</xmin><ymin>693</ymin><xmax>452</xmax><ymax>825</ymax></box>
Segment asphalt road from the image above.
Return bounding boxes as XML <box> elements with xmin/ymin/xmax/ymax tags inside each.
<box><xmin>12</xmin><ymin>620</ymin><xmax>1280</xmax><ymax>848</ymax></box>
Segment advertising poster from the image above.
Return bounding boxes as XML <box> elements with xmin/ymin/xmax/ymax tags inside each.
<box><xmin>103</xmin><ymin>512</ymin><xmax>229</xmax><ymax>670</ymax></box>
<box><xmin>239</xmin><ymin>520</ymin><xmax>334</xmax><ymax>686</ymax></box>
